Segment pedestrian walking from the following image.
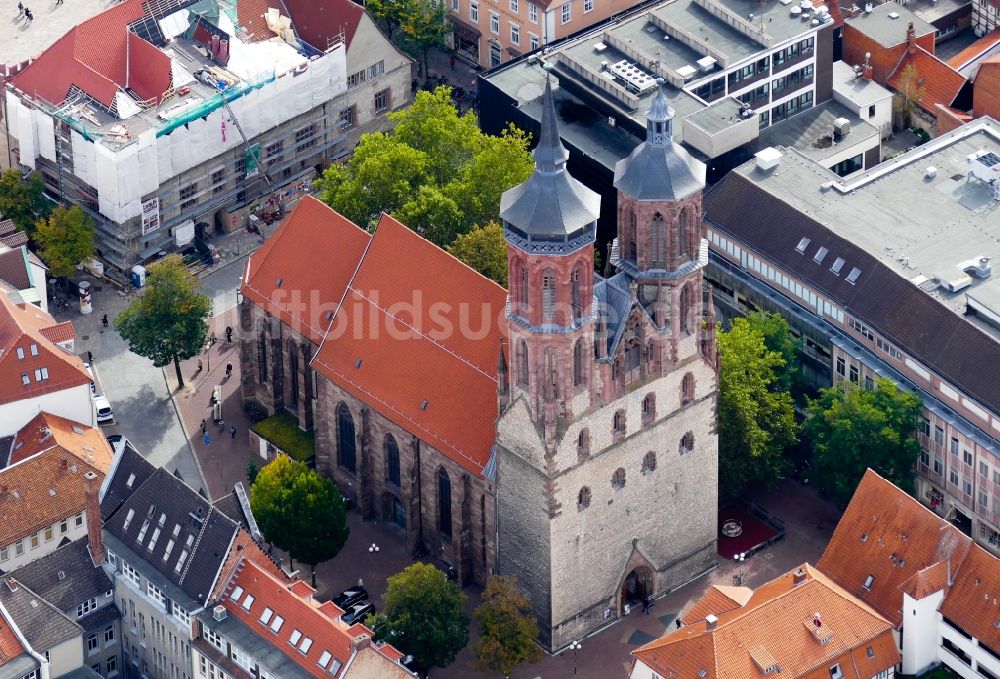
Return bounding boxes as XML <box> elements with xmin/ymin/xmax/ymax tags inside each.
<box><xmin>210</xmin><ymin>331</ymin><xmax>217</xmax><ymax>345</ymax></box>
<box><xmin>101</xmin><ymin>314</ymin><xmax>109</xmax><ymax>328</ymax></box>
<box><xmin>201</xmin><ymin>419</ymin><xmax>207</xmax><ymax>434</ymax></box>
<box><xmin>55</xmin><ymin>0</ymin><xmax>62</xmax><ymax>6</ymax></box>
<box><xmin>87</xmin><ymin>351</ymin><xmax>93</xmax><ymax>364</ymax></box>
<box><xmin>17</xmin><ymin>2</ymin><xmax>24</xmax><ymax>15</ymax></box>
<box><xmin>203</xmin><ymin>432</ymin><xmax>211</xmax><ymax>446</ymax></box>
<box><xmin>642</xmin><ymin>597</ymin><xmax>651</xmax><ymax>615</ymax></box>
<box><xmin>225</xmin><ymin>363</ymin><xmax>233</xmax><ymax>378</ymax></box>
<box><xmin>225</xmin><ymin>326</ymin><xmax>233</xmax><ymax>343</ymax></box>
<box><xmin>229</xmin><ymin>426</ymin><xmax>236</xmax><ymax>440</ymax></box>
<box><xmin>24</xmin><ymin>8</ymin><xmax>32</xmax><ymax>21</ymax></box>
<box><xmin>449</xmin><ymin>54</ymin><xmax>455</xmax><ymax>70</ymax></box>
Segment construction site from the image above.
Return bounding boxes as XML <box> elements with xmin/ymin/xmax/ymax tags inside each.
<box><xmin>4</xmin><ymin>0</ymin><xmax>353</xmax><ymax>271</ymax></box>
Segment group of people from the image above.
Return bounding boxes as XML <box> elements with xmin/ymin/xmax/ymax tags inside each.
<box><xmin>16</xmin><ymin>3</ymin><xmax>34</xmax><ymax>22</ymax></box>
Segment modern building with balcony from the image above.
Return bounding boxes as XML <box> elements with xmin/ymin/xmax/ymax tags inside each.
<box><xmin>703</xmin><ymin>117</ymin><xmax>1000</xmax><ymax>555</ymax></box>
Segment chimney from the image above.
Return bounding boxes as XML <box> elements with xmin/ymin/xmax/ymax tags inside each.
<box><xmin>705</xmin><ymin>614</ymin><xmax>719</xmax><ymax>631</ymax></box>
<box><xmin>906</xmin><ymin>22</ymin><xmax>917</xmax><ymax>53</ymax></box>
<box><xmin>863</xmin><ymin>52</ymin><xmax>873</xmax><ymax>80</ymax></box>
<box><xmin>83</xmin><ymin>471</ymin><xmax>104</xmax><ymax>566</ymax></box>
<box><xmin>351</xmin><ymin>634</ymin><xmax>372</xmax><ymax>651</ymax></box>
<box><xmin>793</xmin><ymin>567</ymin><xmax>807</xmax><ymax>586</ymax></box>
<box><xmin>61</xmin><ymin>456</ymin><xmax>68</xmax><ymax>470</ymax></box>
<box><xmin>218</xmin><ymin>39</ymin><xmax>230</xmax><ymax>65</ymax></box>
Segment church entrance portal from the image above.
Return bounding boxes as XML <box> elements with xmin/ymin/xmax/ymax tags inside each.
<box><xmin>619</xmin><ymin>567</ymin><xmax>653</xmax><ymax>615</ymax></box>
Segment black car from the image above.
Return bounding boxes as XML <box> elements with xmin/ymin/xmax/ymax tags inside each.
<box><xmin>331</xmin><ymin>587</ymin><xmax>368</xmax><ymax>610</ymax></box>
<box><xmin>341</xmin><ymin>601</ymin><xmax>375</xmax><ymax>625</ymax></box>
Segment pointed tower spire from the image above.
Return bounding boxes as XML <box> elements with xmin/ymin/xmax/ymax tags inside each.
<box><xmin>646</xmin><ymin>79</ymin><xmax>675</xmax><ymax>146</ymax></box>
<box><xmin>533</xmin><ymin>69</ymin><xmax>570</xmax><ymax>173</ymax></box>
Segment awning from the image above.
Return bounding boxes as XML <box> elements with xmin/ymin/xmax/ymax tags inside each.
<box><xmin>175</xmin><ymin>219</ymin><xmax>195</xmax><ymax>247</ymax></box>
<box><xmin>449</xmin><ymin>16</ymin><xmax>481</xmax><ymax>40</ymax></box>
<box><xmin>506</xmin><ymin>47</ymin><xmax>522</xmax><ymax>57</ymax></box>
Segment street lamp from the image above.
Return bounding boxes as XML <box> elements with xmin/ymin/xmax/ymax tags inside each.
<box><xmin>732</xmin><ymin>553</ymin><xmax>747</xmax><ymax>586</ymax></box>
<box><xmin>368</xmin><ymin>543</ymin><xmax>380</xmax><ymax>553</ymax></box>
<box><xmin>569</xmin><ymin>639</ymin><xmax>582</xmax><ymax>675</ymax></box>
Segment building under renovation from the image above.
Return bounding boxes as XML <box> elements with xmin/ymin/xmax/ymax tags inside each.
<box><xmin>4</xmin><ymin>0</ymin><xmax>410</xmax><ymax>271</ymax></box>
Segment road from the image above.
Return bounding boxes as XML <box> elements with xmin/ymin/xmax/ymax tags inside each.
<box><xmin>60</xmin><ymin>255</ymin><xmax>248</xmax><ymax>497</ymax></box>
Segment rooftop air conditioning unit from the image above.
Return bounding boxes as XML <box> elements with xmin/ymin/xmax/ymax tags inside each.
<box><xmin>755</xmin><ymin>147</ymin><xmax>783</xmax><ymax>171</ymax></box>
<box><xmin>696</xmin><ymin>56</ymin><xmax>717</xmax><ymax>72</ymax></box>
<box><xmin>833</xmin><ymin>118</ymin><xmax>851</xmax><ymax>138</ymax></box>
<box><xmin>213</xmin><ymin>605</ymin><xmax>227</xmax><ymax>621</ymax></box>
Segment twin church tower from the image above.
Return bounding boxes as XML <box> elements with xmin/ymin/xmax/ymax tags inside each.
<box><xmin>494</xmin><ymin>71</ymin><xmax>720</xmax><ymax>649</ymax></box>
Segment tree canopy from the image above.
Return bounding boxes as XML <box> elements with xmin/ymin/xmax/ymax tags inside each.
<box><xmin>0</xmin><ymin>169</ymin><xmax>50</xmax><ymax>235</ymax></box>
<box><xmin>366</xmin><ymin>0</ymin><xmax>448</xmax><ymax>73</ymax></box>
<box><xmin>249</xmin><ymin>456</ymin><xmax>349</xmax><ymax>584</ymax></box>
<box><xmin>717</xmin><ymin>317</ymin><xmax>798</xmax><ymax>493</ymax></box>
<box><xmin>447</xmin><ymin>222</ymin><xmax>508</xmax><ymax>286</ymax></box>
<box><xmin>34</xmin><ymin>205</ymin><xmax>95</xmax><ymax>279</ymax></box>
<box><xmin>113</xmin><ymin>255</ymin><xmax>211</xmax><ymax>388</ymax></box>
<box><xmin>744</xmin><ymin>311</ymin><xmax>807</xmax><ymax>400</ymax></box>
<box><xmin>803</xmin><ymin>377</ymin><xmax>923</xmax><ymax>505</ymax></box>
<box><xmin>472</xmin><ymin>575</ymin><xmax>542</xmax><ymax>676</ymax></box>
<box><xmin>316</xmin><ymin>87</ymin><xmax>533</xmax><ymax>245</ymax></box>
<box><xmin>369</xmin><ymin>562</ymin><xmax>469</xmax><ymax>671</ymax></box>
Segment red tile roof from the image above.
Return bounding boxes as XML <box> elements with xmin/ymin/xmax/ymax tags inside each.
<box><xmin>888</xmin><ymin>47</ymin><xmax>968</xmax><ymax>115</ymax></box>
<box><xmin>241</xmin><ymin>196</ymin><xmax>371</xmax><ymax>343</ymax></box>
<box><xmin>236</xmin><ymin>0</ymin><xmax>279</xmax><ymax>42</ymax></box>
<box><xmin>10</xmin><ymin>0</ymin><xmax>171</xmax><ymax>109</ymax></box>
<box><xmin>938</xmin><ymin>544</ymin><xmax>1000</xmax><ymax>651</ymax></box>
<box><xmin>681</xmin><ymin>585</ymin><xmax>753</xmax><ymax>625</ymax></box>
<box><xmin>947</xmin><ymin>30</ymin><xmax>1000</xmax><ymax>70</ymax></box>
<box><xmin>282</xmin><ymin>0</ymin><xmax>365</xmax><ymax>51</ymax></box>
<box><xmin>634</xmin><ymin>564</ymin><xmax>899</xmax><ymax>679</ymax></box>
<box><xmin>39</xmin><ymin>321</ymin><xmax>76</xmax><ymax>346</ymax></box>
<box><xmin>899</xmin><ymin>561</ymin><xmax>949</xmax><ymax>600</ymax></box>
<box><xmin>0</xmin><ymin>295</ymin><xmax>91</xmax><ymax>407</ymax></box>
<box><xmin>0</xmin><ymin>608</ymin><xmax>26</xmax><ymax>665</ymax></box>
<box><xmin>8</xmin><ymin>411</ymin><xmax>113</xmax><ymax>470</ymax></box>
<box><xmin>312</xmin><ymin>213</ymin><xmax>507</xmax><ymax>476</ymax></box>
<box><xmin>220</xmin><ymin>560</ymin><xmax>409</xmax><ymax>678</ymax></box>
<box><xmin>0</xmin><ymin>249</ymin><xmax>31</xmax><ymax>291</ymax></box>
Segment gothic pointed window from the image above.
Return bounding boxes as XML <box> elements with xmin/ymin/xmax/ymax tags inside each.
<box><xmin>517</xmin><ymin>340</ymin><xmax>529</xmax><ymax>386</ymax></box>
<box><xmin>578</xmin><ymin>486</ymin><xmax>591</xmax><ymax>510</ymax></box>
<box><xmin>337</xmin><ymin>403</ymin><xmax>356</xmax><ymax>473</ymax></box>
<box><xmin>544</xmin><ymin>347</ymin><xmax>558</xmax><ymax>401</ymax></box>
<box><xmin>679</xmin><ymin>284</ymin><xmax>693</xmax><ymax>334</ymax></box>
<box><xmin>678</xmin><ymin>206</ymin><xmax>694</xmax><ymax>261</ymax></box>
<box><xmin>542</xmin><ymin>271</ymin><xmax>556</xmax><ymax>323</ymax></box>
<box><xmin>258</xmin><ymin>333</ymin><xmax>268</xmax><ymax>383</ymax></box>
<box><xmin>681</xmin><ymin>372</ymin><xmax>695</xmax><ymax>405</ymax></box>
<box><xmin>571</xmin><ymin>266</ymin><xmax>583</xmax><ymax>321</ymax></box>
<box><xmin>651</xmin><ymin>213</ymin><xmax>665</xmax><ymax>267</ymax></box>
<box><xmin>577</xmin><ymin>428</ymin><xmax>590</xmax><ymax>457</ymax></box>
<box><xmin>438</xmin><ymin>468</ymin><xmax>452</xmax><ymax>537</ymax></box>
<box><xmin>386</xmin><ymin>435</ymin><xmax>400</xmax><ymax>487</ymax></box>
<box><xmin>611</xmin><ymin>467</ymin><xmax>626</xmax><ymax>490</ymax></box>
<box><xmin>573</xmin><ymin>338</ymin><xmax>585</xmax><ymax>387</ymax></box>
<box><xmin>288</xmin><ymin>344</ymin><xmax>299</xmax><ymax>408</ymax></box>
<box><xmin>519</xmin><ymin>264</ymin><xmax>529</xmax><ymax>315</ymax></box>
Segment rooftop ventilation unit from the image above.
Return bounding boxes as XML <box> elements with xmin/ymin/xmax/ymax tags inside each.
<box><xmin>677</xmin><ymin>64</ymin><xmax>698</xmax><ymax>79</ymax></box>
<box><xmin>696</xmin><ymin>56</ymin><xmax>717</xmax><ymax>72</ymax></box>
<box><xmin>925</xmin><ymin>166</ymin><xmax>938</xmax><ymax>179</ymax></box>
<box><xmin>213</xmin><ymin>605</ymin><xmax>227</xmax><ymax>621</ymax></box>
<box><xmin>888</xmin><ymin>11</ymin><xmax>900</xmax><ymax>18</ymax></box>
<box><xmin>790</xmin><ymin>5</ymin><xmax>802</xmax><ymax>15</ymax></box>
<box><xmin>593</xmin><ymin>42</ymin><xmax>608</xmax><ymax>51</ymax></box>
<box><xmin>968</xmin><ymin>150</ymin><xmax>1000</xmax><ymax>199</ymax></box>
<box><xmin>864</xmin><ymin>2</ymin><xmax>873</xmax><ymax>11</ymax></box>
<box><xmin>960</xmin><ymin>256</ymin><xmax>992</xmax><ymax>279</ymax></box>
<box><xmin>610</xmin><ymin>60</ymin><xmax>658</xmax><ymax>93</ymax></box>
<box><xmin>755</xmin><ymin>147</ymin><xmax>783</xmax><ymax>171</ymax></box>
<box><xmin>833</xmin><ymin>118</ymin><xmax>851</xmax><ymax>138</ymax></box>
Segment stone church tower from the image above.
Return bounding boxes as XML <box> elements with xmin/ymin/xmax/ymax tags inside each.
<box><xmin>495</xmin><ymin>74</ymin><xmax>719</xmax><ymax>650</ymax></box>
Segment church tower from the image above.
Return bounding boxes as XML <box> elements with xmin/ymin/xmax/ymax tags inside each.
<box><xmin>496</xmin><ymin>76</ymin><xmax>718</xmax><ymax>651</ymax></box>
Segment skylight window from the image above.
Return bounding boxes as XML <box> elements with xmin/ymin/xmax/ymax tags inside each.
<box><xmin>330</xmin><ymin>659</ymin><xmax>343</xmax><ymax>675</ymax></box>
<box><xmin>299</xmin><ymin>637</ymin><xmax>313</xmax><ymax>654</ymax></box>
<box><xmin>831</xmin><ymin>257</ymin><xmax>845</xmax><ymax>275</ymax></box>
<box><xmin>796</xmin><ymin>237</ymin><xmax>811</xmax><ymax>253</ymax></box>
<box><xmin>289</xmin><ymin>630</ymin><xmax>302</xmax><ymax>646</ymax></box>
<box><xmin>126</xmin><ymin>473</ymin><xmax>136</xmax><ymax>488</ymax></box>
<box><xmin>259</xmin><ymin>608</ymin><xmax>273</xmax><ymax>625</ymax></box>
<box><xmin>863</xmin><ymin>575</ymin><xmax>874</xmax><ymax>590</ymax></box>
<box><xmin>241</xmin><ymin>594</ymin><xmax>255</xmax><ymax>611</ymax></box>
<box><xmin>846</xmin><ymin>267</ymin><xmax>861</xmax><ymax>284</ymax></box>
<box><xmin>318</xmin><ymin>651</ymin><xmax>332</xmax><ymax>669</ymax></box>
<box><xmin>123</xmin><ymin>509</ymin><xmax>135</xmax><ymax>530</ymax></box>
<box><xmin>231</xmin><ymin>586</ymin><xmax>245</xmax><ymax>601</ymax></box>
<box><xmin>813</xmin><ymin>247</ymin><xmax>828</xmax><ymax>264</ymax></box>
<box><xmin>270</xmin><ymin>615</ymin><xmax>284</xmax><ymax>633</ymax></box>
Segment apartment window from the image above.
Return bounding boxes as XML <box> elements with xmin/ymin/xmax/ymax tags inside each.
<box><xmin>78</xmin><ymin>597</ymin><xmax>98</xmax><ymax>617</ymax></box>
<box><xmin>529</xmin><ymin>33</ymin><xmax>539</xmax><ymax>50</ymax></box>
<box><xmin>210</xmin><ymin>168</ymin><xmax>225</xmax><ymax>196</ymax></box>
<box><xmin>105</xmin><ymin>626</ymin><xmax>115</xmax><ymax>645</ymax></box>
<box><xmin>529</xmin><ymin>2</ymin><xmax>537</xmax><ymax>21</ymax></box>
<box><xmin>147</xmin><ymin>583</ymin><xmax>165</xmax><ymax>607</ymax></box>
<box><xmin>830</xmin><ymin>664</ymin><xmax>844</xmax><ymax>679</ymax></box>
<box><xmin>510</xmin><ymin>0</ymin><xmax>518</xmax><ymax>11</ymax></box>
<box><xmin>964</xmin><ymin>479</ymin><xmax>973</xmax><ymax>496</ymax></box>
<box><xmin>29</xmin><ymin>343</ymin><xmax>37</xmax><ymax>356</ymax></box>
<box><xmin>20</xmin><ymin>372</ymin><xmax>29</xmax><ymax>385</ymax></box>
<box><xmin>30</xmin><ymin>534</ymin><xmax>38</xmax><ymax>549</ymax></box>
<box><xmin>584</xmin><ymin>0</ymin><xmax>593</xmax><ymax>11</ymax></box>
<box><xmin>980</xmin><ymin>489</ymin><xmax>989</xmax><ymax>507</ymax></box>
<box><xmin>849</xmin><ymin>365</ymin><xmax>859</xmax><ymax>383</ymax></box>
<box><xmin>980</xmin><ymin>461</ymin><xmax>989</xmax><ymax>477</ymax></box>
<box><xmin>366</xmin><ymin>60</ymin><xmax>385</xmax><ymax>79</ymax></box>
<box><xmin>88</xmin><ymin>634</ymin><xmax>99</xmax><ymax>654</ymax></box>
<box><xmin>44</xmin><ymin>527</ymin><xmax>53</xmax><ymax>542</ymax></box>
<box><xmin>107</xmin><ymin>657</ymin><xmax>117</xmax><ymax>675</ymax></box>
<box><xmin>868</xmin><ymin>104</ymin><xmax>876</xmax><ymax>118</ymax></box>
<box><xmin>16</xmin><ymin>346</ymin><xmax>23</xmax><ymax>359</ymax></box>
<box><xmin>338</xmin><ymin>107</ymin><xmax>356</xmax><ymax>129</ymax></box>
<box><xmin>934</xmin><ymin>426</ymin><xmax>944</xmax><ymax>445</ymax></box>
<box><xmin>561</xmin><ymin>1</ymin><xmax>571</xmax><ymax>23</ymax></box>
<box><xmin>452</xmin><ymin>0</ymin><xmax>459</xmax><ymax>10</ymax></box>
<box><xmin>179</xmin><ymin>183</ymin><xmax>197</xmax><ymax>210</ymax></box>
<box><xmin>295</xmin><ymin>125</ymin><xmax>316</xmax><ymax>153</ymax></box>
<box><xmin>510</xmin><ymin>23</ymin><xmax>520</xmax><ymax>44</ymax></box>
<box><xmin>836</xmin><ymin>357</ymin><xmax>845</xmax><ymax>376</ymax></box>
<box><xmin>14</xmin><ymin>541</ymin><xmax>23</xmax><ymax>556</ymax></box>
<box><xmin>470</xmin><ymin>1</ymin><xmax>478</xmax><ymax>22</ymax></box>
<box><xmin>34</xmin><ymin>367</ymin><xmax>49</xmax><ymax>381</ymax></box>
<box><xmin>920</xmin><ymin>416</ymin><xmax>930</xmax><ymax>436</ymax></box>
<box><xmin>0</xmin><ymin>547</ymin><xmax>7</xmax><ymax>561</ymax></box>
<box><xmin>864</xmin><ymin>375</ymin><xmax>874</xmax><ymax>391</ymax></box>
<box><xmin>490</xmin><ymin>11</ymin><xmax>500</xmax><ymax>33</ymax></box>
<box><xmin>964</xmin><ymin>450</ymin><xmax>973</xmax><ymax>466</ymax></box>
<box><xmin>950</xmin><ymin>469</ymin><xmax>960</xmax><ymax>486</ymax></box>
<box><xmin>265</xmin><ymin>141</ymin><xmax>283</xmax><ymax>163</ymax></box>
<box><xmin>951</xmin><ymin>437</ymin><xmax>960</xmax><ymax>455</ymax></box>
<box><xmin>374</xmin><ymin>89</ymin><xmax>390</xmax><ymax>113</ymax></box>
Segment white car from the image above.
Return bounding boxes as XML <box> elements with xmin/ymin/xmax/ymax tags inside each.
<box><xmin>93</xmin><ymin>394</ymin><xmax>114</xmax><ymax>424</ymax></box>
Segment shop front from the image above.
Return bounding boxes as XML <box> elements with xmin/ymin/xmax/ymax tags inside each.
<box><xmin>450</xmin><ymin>17</ymin><xmax>481</xmax><ymax>65</ymax></box>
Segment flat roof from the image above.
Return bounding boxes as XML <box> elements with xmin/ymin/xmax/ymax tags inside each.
<box><xmin>0</xmin><ymin>0</ymin><xmax>107</xmax><ymax>69</ymax></box>
<box><xmin>196</xmin><ymin>609</ymin><xmax>313</xmax><ymax>679</ymax></box>
<box><xmin>832</xmin><ymin>60</ymin><xmax>894</xmax><ymax>107</ymax></box>
<box><xmin>735</xmin><ymin>117</ymin><xmax>1000</xmax><ymax>337</ymax></box>
<box><xmin>760</xmin><ymin>99</ymin><xmax>880</xmax><ymax>162</ymax></box>
<box><xmin>845</xmin><ymin>2</ymin><xmax>936</xmax><ymax>48</ymax></box>
<box><xmin>685</xmin><ymin>96</ymin><xmax>749</xmax><ymax>135</ymax></box>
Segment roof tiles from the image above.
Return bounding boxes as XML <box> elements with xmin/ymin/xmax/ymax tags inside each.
<box><xmin>282</xmin><ymin>0</ymin><xmax>365</xmax><ymax>50</ymax></box>
<box><xmin>9</xmin><ymin>411</ymin><xmax>113</xmax><ymax>470</ymax></box>
<box><xmin>888</xmin><ymin>46</ymin><xmax>967</xmax><ymax>114</ymax></box>
<box><xmin>939</xmin><ymin>544</ymin><xmax>1000</xmax><ymax>650</ymax></box>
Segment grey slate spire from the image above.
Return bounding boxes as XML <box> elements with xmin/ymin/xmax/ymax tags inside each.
<box><xmin>613</xmin><ymin>79</ymin><xmax>704</xmax><ymax>201</ymax></box>
<box><xmin>500</xmin><ymin>69</ymin><xmax>600</xmax><ymax>250</ymax></box>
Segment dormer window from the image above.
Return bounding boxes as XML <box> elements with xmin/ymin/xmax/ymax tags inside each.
<box><xmin>863</xmin><ymin>574</ymin><xmax>874</xmax><ymax>590</ymax></box>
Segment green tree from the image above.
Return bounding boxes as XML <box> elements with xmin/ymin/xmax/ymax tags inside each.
<box><xmin>472</xmin><ymin>575</ymin><xmax>542</xmax><ymax>677</ymax></box>
<box><xmin>315</xmin><ymin>88</ymin><xmax>533</xmax><ymax>245</ymax></box>
<box><xmin>246</xmin><ymin>461</ymin><xmax>259</xmax><ymax>486</ymax></box>
<box><xmin>717</xmin><ymin>317</ymin><xmax>798</xmax><ymax>493</ymax></box>
<box><xmin>369</xmin><ymin>563</ymin><xmax>469</xmax><ymax>671</ymax></box>
<box><xmin>894</xmin><ymin>63</ymin><xmax>927</xmax><ymax>130</ymax></box>
<box><xmin>447</xmin><ymin>222</ymin><xmax>508</xmax><ymax>286</ymax></box>
<box><xmin>34</xmin><ymin>205</ymin><xmax>95</xmax><ymax>280</ymax></box>
<box><xmin>249</xmin><ymin>456</ymin><xmax>349</xmax><ymax>586</ymax></box>
<box><xmin>0</xmin><ymin>169</ymin><xmax>50</xmax><ymax>235</ymax></box>
<box><xmin>397</xmin><ymin>0</ymin><xmax>449</xmax><ymax>78</ymax></box>
<box><xmin>113</xmin><ymin>255</ymin><xmax>211</xmax><ymax>388</ymax></box>
<box><xmin>803</xmin><ymin>378</ymin><xmax>923</xmax><ymax>505</ymax></box>
<box><xmin>366</xmin><ymin>0</ymin><xmax>408</xmax><ymax>39</ymax></box>
<box><xmin>744</xmin><ymin>311</ymin><xmax>807</xmax><ymax>400</ymax></box>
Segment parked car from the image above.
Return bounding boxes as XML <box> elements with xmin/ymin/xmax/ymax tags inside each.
<box><xmin>106</xmin><ymin>434</ymin><xmax>123</xmax><ymax>445</ymax></box>
<box><xmin>331</xmin><ymin>587</ymin><xmax>368</xmax><ymax>610</ymax></box>
<box><xmin>93</xmin><ymin>394</ymin><xmax>114</xmax><ymax>424</ymax></box>
<box><xmin>341</xmin><ymin>601</ymin><xmax>375</xmax><ymax>626</ymax></box>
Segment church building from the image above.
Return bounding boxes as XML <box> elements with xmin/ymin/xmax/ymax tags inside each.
<box><xmin>238</xmin><ymin>69</ymin><xmax>719</xmax><ymax>652</ymax></box>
